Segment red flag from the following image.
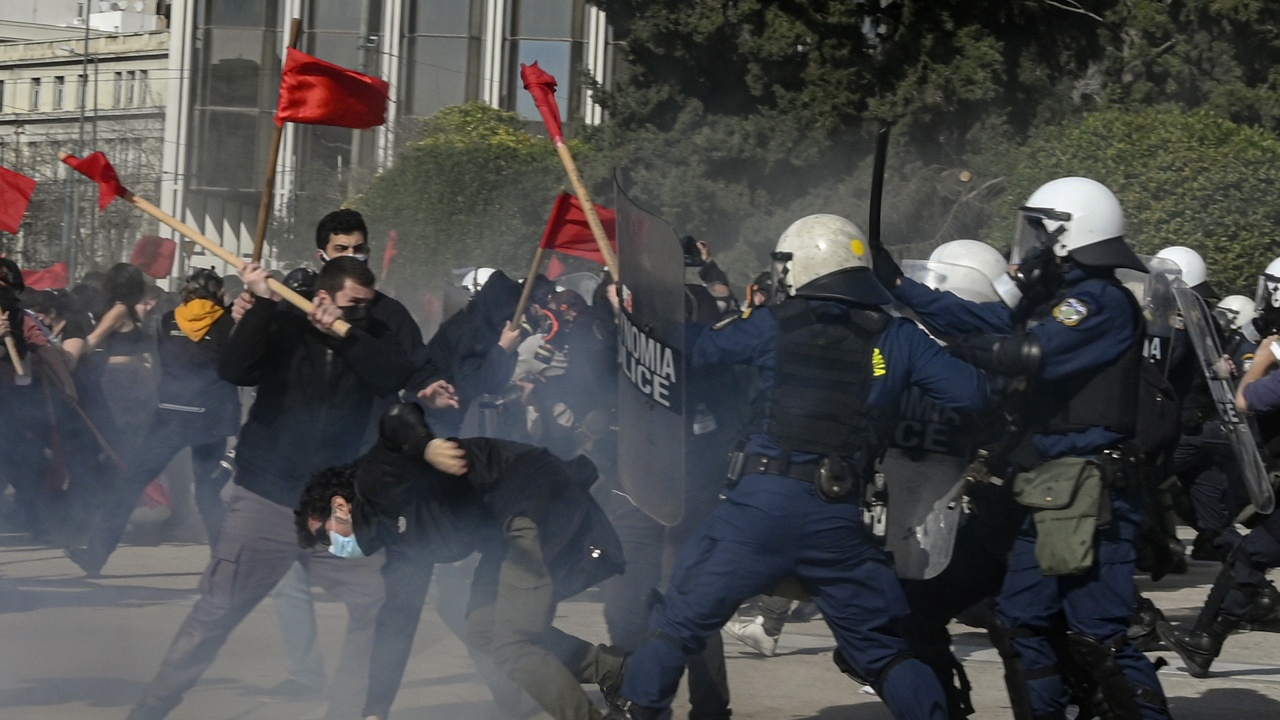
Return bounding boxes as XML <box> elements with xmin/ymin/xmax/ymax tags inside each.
<box><xmin>545</xmin><ymin>255</ymin><xmax>566</xmax><ymax>280</ymax></box>
<box><xmin>130</xmin><ymin>235</ymin><xmax>176</xmax><ymax>279</ymax></box>
<box><xmin>382</xmin><ymin>230</ymin><xmax>399</xmax><ymax>278</ymax></box>
<box><xmin>540</xmin><ymin>192</ymin><xmax>617</xmax><ymax>265</ymax></box>
<box><xmin>520</xmin><ymin>62</ymin><xmax>564</xmax><ymax>144</ymax></box>
<box><xmin>21</xmin><ymin>262</ymin><xmax>69</xmax><ymax>290</ymax></box>
<box><xmin>275</xmin><ymin>48</ymin><xmax>389</xmax><ymax>129</ymax></box>
<box><xmin>61</xmin><ymin>151</ymin><xmax>128</xmax><ymax>210</ymax></box>
<box><xmin>0</xmin><ymin>165</ymin><xmax>36</xmax><ymax>234</ymax></box>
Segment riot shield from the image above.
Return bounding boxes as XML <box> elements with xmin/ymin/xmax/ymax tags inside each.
<box><xmin>879</xmin><ymin>386</ymin><xmax>975</xmax><ymax>579</ymax></box>
<box><xmin>615</xmin><ymin>179</ymin><xmax>687</xmax><ymax>526</ymax></box>
<box><xmin>902</xmin><ymin>260</ymin><xmax>1001</xmax><ymax>303</ymax></box>
<box><xmin>1173</xmin><ymin>283</ymin><xmax>1276</xmax><ymax>514</ymax></box>
<box><xmin>1122</xmin><ymin>256</ymin><xmax>1181</xmax><ymax>369</ymax></box>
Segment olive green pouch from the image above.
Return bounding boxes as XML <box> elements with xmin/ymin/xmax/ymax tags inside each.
<box><xmin>1013</xmin><ymin>457</ymin><xmax>1103</xmax><ymax>576</ymax></box>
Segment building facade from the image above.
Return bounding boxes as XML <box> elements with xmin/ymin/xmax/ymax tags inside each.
<box><xmin>0</xmin><ymin>21</ymin><xmax>170</xmax><ymax>272</ymax></box>
<box><xmin>164</xmin><ymin>0</ymin><xmax>613</xmax><ymax>276</ymax></box>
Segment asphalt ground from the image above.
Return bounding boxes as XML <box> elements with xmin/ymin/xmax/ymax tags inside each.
<box><xmin>0</xmin><ymin>511</ymin><xmax>1276</xmax><ymax>719</ymax></box>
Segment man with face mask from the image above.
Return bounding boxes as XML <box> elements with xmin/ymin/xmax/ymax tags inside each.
<box><xmin>125</xmin><ymin>257</ymin><xmax>416</xmax><ymax>720</ymax></box>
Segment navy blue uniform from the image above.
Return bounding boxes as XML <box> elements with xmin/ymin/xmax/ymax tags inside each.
<box><xmin>617</xmin><ymin>302</ymin><xmax>987</xmax><ymax>720</ymax></box>
<box><xmin>895</xmin><ymin>274</ymin><xmax>1171</xmax><ymax>720</ymax></box>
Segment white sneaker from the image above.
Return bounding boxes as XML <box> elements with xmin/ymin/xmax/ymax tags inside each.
<box><xmin>723</xmin><ymin>615</ymin><xmax>779</xmax><ymax>657</ymax></box>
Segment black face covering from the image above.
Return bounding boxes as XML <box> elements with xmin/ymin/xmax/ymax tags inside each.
<box><xmin>342</xmin><ymin>303</ymin><xmax>371</xmax><ymax>327</ymax></box>
<box><xmin>1256</xmin><ymin>307</ymin><xmax>1280</xmax><ymax>339</ymax></box>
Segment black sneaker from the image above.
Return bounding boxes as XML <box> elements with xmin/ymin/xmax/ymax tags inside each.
<box><xmin>65</xmin><ymin>546</ymin><xmax>105</xmax><ymax>578</ymax></box>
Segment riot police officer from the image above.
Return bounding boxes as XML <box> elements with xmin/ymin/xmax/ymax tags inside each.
<box><xmin>884</xmin><ymin>177</ymin><xmax>1171</xmax><ymax>720</ymax></box>
<box><xmin>608</xmin><ymin>214</ymin><xmax>989</xmax><ymax>720</ymax></box>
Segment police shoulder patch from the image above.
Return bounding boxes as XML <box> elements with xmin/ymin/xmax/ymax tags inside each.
<box><xmin>1052</xmin><ymin>298</ymin><xmax>1089</xmax><ymax>327</ymax></box>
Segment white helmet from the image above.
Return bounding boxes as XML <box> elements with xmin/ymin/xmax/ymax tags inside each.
<box><xmin>1255</xmin><ymin>257</ymin><xmax>1280</xmax><ymax>312</ymax></box>
<box><xmin>1216</xmin><ymin>295</ymin><xmax>1260</xmax><ymax>343</ymax></box>
<box><xmin>1155</xmin><ymin>246</ymin><xmax>1215</xmax><ymax>296</ymax></box>
<box><xmin>771</xmin><ymin>214</ymin><xmax>891</xmax><ymax>305</ymax></box>
<box><xmin>460</xmin><ymin>267</ymin><xmax>496</xmax><ymax>297</ymax></box>
<box><xmin>1012</xmin><ymin>177</ymin><xmax>1145</xmax><ymax>271</ymax></box>
<box><xmin>929</xmin><ymin>239</ymin><xmax>1008</xmax><ymax>282</ymax></box>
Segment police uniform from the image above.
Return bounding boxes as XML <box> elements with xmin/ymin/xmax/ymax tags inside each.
<box><xmin>615</xmin><ymin>297</ymin><xmax>988</xmax><ymax>720</ymax></box>
<box><xmin>894</xmin><ymin>269</ymin><xmax>1171</xmax><ymax>720</ymax></box>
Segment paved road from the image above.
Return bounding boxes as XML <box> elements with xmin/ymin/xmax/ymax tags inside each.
<box><xmin>0</xmin><ymin>523</ymin><xmax>1277</xmax><ymax>720</ymax></box>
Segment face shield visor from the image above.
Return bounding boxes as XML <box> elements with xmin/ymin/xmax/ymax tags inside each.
<box><xmin>1010</xmin><ymin>207</ymin><xmax>1071</xmax><ymax>266</ymax></box>
<box><xmin>1255</xmin><ymin>272</ymin><xmax>1280</xmax><ymax>313</ymax></box>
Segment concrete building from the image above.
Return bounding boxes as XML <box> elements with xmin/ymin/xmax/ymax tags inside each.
<box><xmin>163</xmin><ymin>0</ymin><xmax>614</xmax><ymax>276</ymax></box>
<box><xmin>0</xmin><ymin>0</ymin><xmax>614</xmax><ymax>279</ymax></box>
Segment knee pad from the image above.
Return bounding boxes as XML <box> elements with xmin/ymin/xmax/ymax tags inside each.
<box><xmin>1065</xmin><ymin>632</ymin><xmax>1166</xmax><ymax>720</ymax></box>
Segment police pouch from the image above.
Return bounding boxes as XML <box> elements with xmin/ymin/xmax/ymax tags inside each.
<box><xmin>1012</xmin><ymin>457</ymin><xmax>1103</xmax><ymax>576</ymax></box>
<box><xmin>816</xmin><ymin>456</ymin><xmax>854</xmax><ymax>502</ymax></box>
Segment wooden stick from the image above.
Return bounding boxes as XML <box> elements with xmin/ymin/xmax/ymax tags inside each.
<box><xmin>58</xmin><ymin>152</ymin><xmax>351</xmax><ymax>337</ymax></box>
<box><xmin>4</xmin><ymin>335</ymin><xmax>26</xmax><ymax>379</ymax></box>
<box><xmin>72</xmin><ymin>402</ymin><xmax>125</xmax><ymax>471</ymax></box>
<box><xmin>253</xmin><ymin>17</ymin><xmax>303</xmax><ymax>263</ymax></box>
<box><xmin>553</xmin><ymin>142</ymin><xmax>619</xmax><ymax>283</ymax></box>
<box><xmin>511</xmin><ymin>245</ymin><xmax>547</xmax><ymax>327</ymax></box>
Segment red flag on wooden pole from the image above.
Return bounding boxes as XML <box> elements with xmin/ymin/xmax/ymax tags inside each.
<box><xmin>540</xmin><ymin>192</ymin><xmax>617</xmax><ymax>265</ymax></box>
<box><xmin>519</xmin><ymin>62</ymin><xmax>564</xmax><ymax>144</ymax></box>
<box><xmin>275</xmin><ymin>48</ymin><xmax>390</xmax><ymax>129</ymax></box>
<box><xmin>60</xmin><ymin>151</ymin><xmax>128</xmax><ymax>210</ymax></box>
<box><xmin>130</xmin><ymin>235</ymin><xmax>176</xmax><ymax>279</ymax></box>
<box><xmin>21</xmin><ymin>262</ymin><xmax>69</xmax><ymax>290</ymax></box>
<box><xmin>0</xmin><ymin>165</ymin><xmax>36</xmax><ymax>234</ymax></box>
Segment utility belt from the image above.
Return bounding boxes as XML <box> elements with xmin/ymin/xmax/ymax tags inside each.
<box><xmin>726</xmin><ymin>450</ymin><xmax>857</xmax><ymax>502</ymax></box>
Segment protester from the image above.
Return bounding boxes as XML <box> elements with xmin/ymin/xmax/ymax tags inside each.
<box><xmin>125</xmin><ymin>257</ymin><xmax>415</xmax><ymax>720</ymax></box>
<box><xmin>296</xmin><ymin>403</ymin><xmax>626</xmax><ymax>720</ymax></box>
<box><xmin>66</xmin><ymin>269</ymin><xmax>241</xmax><ymax>576</ymax></box>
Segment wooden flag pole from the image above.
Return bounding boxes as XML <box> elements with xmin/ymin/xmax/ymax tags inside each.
<box><xmin>552</xmin><ymin>143</ymin><xmax>619</xmax><ymax>283</ymax></box>
<box><xmin>511</xmin><ymin>245</ymin><xmax>547</xmax><ymax>327</ymax></box>
<box><xmin>59</xmin><ymin>152</ymin><xmax>351</xmax><ymax>337</ymax></box>
<box><xmin>252</xmin><ymin>17</ymin><xmax>302</xmax><ymax>263</ymax></box>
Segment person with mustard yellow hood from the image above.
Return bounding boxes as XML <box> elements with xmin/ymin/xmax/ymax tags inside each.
<box><xmin>67</xmin><ymin>268</ymin><xmax>241</xmax><ymax>577</ymax></box>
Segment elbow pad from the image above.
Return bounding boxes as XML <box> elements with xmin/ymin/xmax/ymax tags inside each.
<box><xmin>952</xmin><ymin>333</ymin><xmax>1043</xmax><ymax>377</ymax></box>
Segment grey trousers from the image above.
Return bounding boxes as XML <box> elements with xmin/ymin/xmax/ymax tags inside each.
<box><xmin>466</xmin><ymin>516</ymin><xmax>623</xmax><ymax>720</ymax></box>
<box><xmin>133</xmin><ymin>484</ymin><xmax>385</xmax><ymax>720</ymax></box>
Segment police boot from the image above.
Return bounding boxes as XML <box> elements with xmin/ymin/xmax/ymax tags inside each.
<box><xmin>1240</xmin><ymin>581</ymin><xmax>1280</xmax><ymax>631</ymax></box>
<box><xmin>1125</xmin><ymin>595</ymin><xmax>1167</xmax><ymax>652</ymax></box>
<box><xmin>1156</xmin><ymin>616</ymin><xmax>1238</xmax><ymax>678</ymax></box>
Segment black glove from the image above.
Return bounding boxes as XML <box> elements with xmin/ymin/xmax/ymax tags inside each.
<box><xmin>872</xmin><ymin>245</ymin><xmax>903</xmax><ymax>290</ymax></box>
<box><xmin>379</xmin><ymin>402</ymin><xmax>434</xmax><ymax>453</ymax></box>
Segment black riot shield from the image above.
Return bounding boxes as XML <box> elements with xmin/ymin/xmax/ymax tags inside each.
<box><xmin>1173</xmin><ymin>283</ymin><xmax>1276</xmax><ymax>515</ymax></box>
<box><xmin>615</xmin><ymin>180</ymin><xmax>687</xmax><ymax>526</ymax></box>
<box><xmin>878</xmin><ymin>386</ymin><xmax>974</xmax><ymax>579</ymax></box>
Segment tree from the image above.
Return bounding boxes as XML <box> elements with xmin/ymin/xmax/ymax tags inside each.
<box><xmin>350</xmin><ymin>103</ymin><xmax>592</xmax><ymax>287</ymax></box>
<box><xmin>990</xmin><ymin>108</ymin><xmax>1280</xmax><ymax>293</ymax></box>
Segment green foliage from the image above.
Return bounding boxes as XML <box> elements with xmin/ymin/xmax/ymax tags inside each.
<box><xmin>350</xmin><ymin>103</ymin><xmax>590</xmax><ymax>286</ymax></box>
<box><xmin>993</xmin><ymin>109</ymin><xmax>1280</xmax><ymax>293</ymax></box>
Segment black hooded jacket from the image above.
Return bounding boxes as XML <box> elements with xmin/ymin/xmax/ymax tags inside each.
<box><xmin>219</xmin><ymin>298</ymin><xmax>415</xmax><ymax>507</ymax></box>
<box><xmin>411</xmin><ymin>270</ymin><xmax>523</xmax><ymax>435</ymax></box>
<box><xmin>353</xmin><ymin>423</ymin><xmax>624</xmax><ymax>600</ymax></box>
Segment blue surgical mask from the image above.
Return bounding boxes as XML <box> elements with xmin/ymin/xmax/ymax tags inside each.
<box><xmin>327</xmin><ymin>531</ymin><xmax>365</xmax><ymax>558</ymax></box>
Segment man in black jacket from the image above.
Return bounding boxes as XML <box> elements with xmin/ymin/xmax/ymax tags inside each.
<box><xmin>127</xmin><ymin>257</ymin><xmax>416</xmax><ymax>720</ymax></box>
<box><xmin>297</xmin><ymin>403</ymin><xmax>627</xmax><ymax>720</ymax></box>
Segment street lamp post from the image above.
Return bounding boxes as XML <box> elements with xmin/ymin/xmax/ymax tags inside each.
<box><xmin>61</xmin><ymin>45</ymin><xmax>100</xmax><ymax>250</ymax></box>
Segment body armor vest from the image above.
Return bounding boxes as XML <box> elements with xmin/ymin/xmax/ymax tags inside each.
<box><xmin>1034</xmin><ymin>282</ymin><xmax>1141</xmax><ymax>436</ymax></box>
<box><xmin>752</xmin><ymin>298</ymin><xmax>888</xmax><ymax>458</ymax></box>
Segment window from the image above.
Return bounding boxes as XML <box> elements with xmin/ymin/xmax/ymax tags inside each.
<box><xmin>0</xmin><ymin>80</ymin><xmax>5</xmax><ymax>112</ymax></box>
<box><xmin>403</xmin><ymin>0</ymin><xmax>481</xmax><ymax>117</ymax></box>
<box><xmin>53</xmin><ymin>77</ymin><xmax>65</xmax><ymax>110</ymax></box>
<box><xmin>507</xmin><ymin>0</ymin><xmax>582</xmax><ymax>123</ymax></box>
<box><xmin>136</xmin><ymin>70</ymin><xmax>149</xmax><ymax>105</ymax></box>
<box><xmin>29</xmin><ymin>78</ymin><xmax>41</xmax><ymax>111</ymax></box>
<box><xmin>126</xmin><ymin>71</ymin><xmax>136</xmax><ymax>105</ymax></box>
<box><xmin>78</xmin><ymin>73</ymin><xmax>88</xmax><ymax>109</ymax></box>
<box><xmin>113</xmin><ymin>71</ymin><xmax>124</xmax><ymax>107</ymax></box>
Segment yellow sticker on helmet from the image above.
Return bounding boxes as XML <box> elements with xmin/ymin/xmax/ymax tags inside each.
<box><xmin>850</xmin><ymin>239</ymin><xmax>867</xmax><ymax>257</ymax></box>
